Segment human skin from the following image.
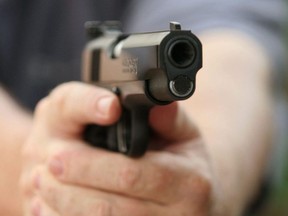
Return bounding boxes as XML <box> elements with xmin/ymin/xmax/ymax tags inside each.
<box><xmin>0</xmin><ymin>29</ymin><xmax>273</xmax><ymax>215</ymax></box>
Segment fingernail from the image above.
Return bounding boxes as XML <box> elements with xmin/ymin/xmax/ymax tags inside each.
<box><xmin>97</xmin><ymin>96</ymin><xmax>114</xmax><ymax>117</ymax></box>
<box><xmin>31</xmin><ymin>199</ymin><xmax>41</xmax><ymax>216</ymax></box>
<box><xmin>49</xmin><ymin>158</ymin><xmax>63</xmax><ymax>176</ymax></box>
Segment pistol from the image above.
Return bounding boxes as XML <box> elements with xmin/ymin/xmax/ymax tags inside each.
<box><xmin>82</xmin><ymin>21</ymin><xmax>202</xmax><ymax>157</ymax></box>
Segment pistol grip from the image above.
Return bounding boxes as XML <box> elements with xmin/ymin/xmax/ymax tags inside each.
<box><xmin>83</xmin><ymin>107</ymin><xmax>150</xmax><ymax>157</ymax></box>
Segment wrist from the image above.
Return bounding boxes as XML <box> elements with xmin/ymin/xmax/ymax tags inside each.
<box><xmin>0</xmin><ymin>87</ymin><xmax>32</xmax><ymax>215</ymax></box>
<box><xmin>209</xmin><ymin>150</ymin><xmax>245</xmax><ymax>216</ymax></box>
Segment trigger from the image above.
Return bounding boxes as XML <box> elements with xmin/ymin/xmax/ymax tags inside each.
<box><xmin>116</xmin><ymin>108</ymin><xmax>131</xmax><ymax>154</ymax></box>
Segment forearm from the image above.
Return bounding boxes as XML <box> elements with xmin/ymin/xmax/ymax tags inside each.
<box><xmin>0</xmin><ymin>86</ymin><xmax>32</xmax><ymax>215</ymax></box>
<box><xmin>181</xmin><ymin>29</ymin><xmax>273</xmax><ymax>215</ymax></box>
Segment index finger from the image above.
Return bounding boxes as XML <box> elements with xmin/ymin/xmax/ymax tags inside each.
<box><xmin>45</xmin><ymin>140</ymin><xmax>209</xmax><ymax>205</ymax></box>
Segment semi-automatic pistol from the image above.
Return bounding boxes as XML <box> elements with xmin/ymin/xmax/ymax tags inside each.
<box><xmin>82</xmin><ymin>21</ymin><xmax>202</xmax><ymax>157</ymax></box>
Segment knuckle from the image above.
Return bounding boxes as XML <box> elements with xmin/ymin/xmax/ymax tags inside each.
<box><xmin>19</xmin><ymin>168</ymin><xmax>40</xmax><ymax>198</ymax></box>
<box><xmin>42</xmin><ymin>180</ymin><xmax>57</xmax><ymax>199</ymax></box>
<box><xmin>196</xmin><ymin>176</ymin><xmax>212</xmax><ymax>198</ymax></box>
<box><xmin>187</xmin><ymin>174</ymin><xmax>213</xmax><ymax>206</ymax></box>
<box><xmin>48</xmin><ymin>150</ymin><xmax>68</xmax><ymax>176</ymax></box>
<box><xmin>88</xmin><ymin>200</ymin><xmax>111</xmax><ymax>216</ymax></box>
<box><xmin>124</xmin><ymin>204</ymin><xmax>150</xmax><ymax>216</ymax></box>
<box><xmin>118</xmin><ymin>163</ymin><xmax>142</xmax><ymax>191</ymax></box>
<box><xmin>148</xmin><ymin>167</ymin><xmax>173</xmax><ymax>192</ymax></box>
<box><xmin>47</xmin><ymin>144</ymin><xmax>80</xmax><ymax>179</ymax></box>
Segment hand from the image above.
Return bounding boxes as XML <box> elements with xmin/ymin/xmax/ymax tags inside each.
<box><xmin>20</xmin><ymin>81</ymin><xmax>214</xmax><ymax>216</ymax></box>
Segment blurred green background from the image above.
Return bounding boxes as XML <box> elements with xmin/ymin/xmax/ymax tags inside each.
<box><xmin>257</xmin><ymin>18</ymin><xmax>288</xmax><ymax>216</ymax></box>
<box><xmin>257</xmin><ymin>162</ymin><xmax>288</xmax><ymax>215</ymax></box>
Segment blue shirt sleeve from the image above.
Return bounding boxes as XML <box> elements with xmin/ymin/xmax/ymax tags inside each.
<box><xmin>124</xmin><ymin>0</ymin><xmax>287</xmax><ymax>77</ymax></box>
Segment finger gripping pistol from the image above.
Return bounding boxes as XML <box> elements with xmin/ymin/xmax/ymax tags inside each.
<box><xmin>82</xmin><ymin>21</ymin><xmax>202</xmax><ymax>157</ymax></box>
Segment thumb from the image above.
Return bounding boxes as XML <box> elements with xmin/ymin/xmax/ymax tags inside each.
<box><xmin>149</xmin><ymin>102</ymin><xmax>199</xmax><ymax>142</ymax></box>
<box><xmin>34</xmin><ymin>82</ymin><xmax>121</xmax><ymax>137</ymax></box>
